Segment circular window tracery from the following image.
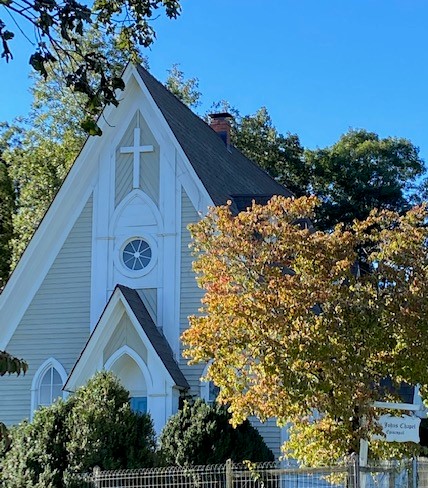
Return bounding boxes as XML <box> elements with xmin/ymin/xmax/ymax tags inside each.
<box><xmin>122</xmin><ymin>238</ymin><xmax>152</xmax><ymax>271</ymax></box>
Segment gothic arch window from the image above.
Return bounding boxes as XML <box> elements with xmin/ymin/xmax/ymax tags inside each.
<box><xmin>31</xmin><ymin>358</ymin><xmax>68</xmax><ymax>418</ymax></box>
<box><xmin>200</xmin><ymin>362</ymin><xmax>220</xmax><ymax>406</ymax></box>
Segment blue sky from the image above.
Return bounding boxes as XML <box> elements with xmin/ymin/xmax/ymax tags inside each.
<box><xmin>1</xmin><ymin>0</ymin><xmax>427</xmax><ymax>163</ymax></box>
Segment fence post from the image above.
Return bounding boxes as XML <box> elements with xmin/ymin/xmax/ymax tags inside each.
<box><xmin>226</xmin><ymin>459</ymin><xmax>233</xmax><ymax>488</ymax></box>
<box><xmin>93</xmin><ymin>465</ymin><xmax>101</xmax><ymax>488</ymax></box>
<box><xmin>348</xmin><ymin>453</ymin><xmax>360</xmax><ymax>488</ymax></box>
<box><xmin>412</xmin><ymin>457</ymin><xmax>418</xmax><ymax>488</ymax></box>
<box><xmin>388</xmin><ymin>464</ymin><xmax>395</xmax><ymax>488</ymax></box>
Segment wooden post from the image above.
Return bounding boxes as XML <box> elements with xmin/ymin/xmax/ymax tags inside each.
<box><xmin>226</xmin><ymin>459</ymin><xmax>233</xmax><ymax>488</ymax></box>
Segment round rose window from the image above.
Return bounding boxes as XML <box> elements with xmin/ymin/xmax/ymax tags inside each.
<box><xmin>122</xmin><ymin>239</ymin><xmax>152</xmax><ymax>271</ymax></box>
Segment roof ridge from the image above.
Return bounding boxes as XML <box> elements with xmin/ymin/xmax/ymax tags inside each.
<box><xmin>135</xmin><ymin>64</ymin><xmax>294</xmax><ymax>206</ymax></box>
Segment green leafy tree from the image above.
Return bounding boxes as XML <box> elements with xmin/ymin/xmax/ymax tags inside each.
<box><xmin>159</xmin><ymin>399</ymin><xmax>274</xmax><ymax>466</ymax></box>
<box><xmin>0</xmin><ymin>351</ymin><xmax>27</xmax><ymax>450</ymax></box>
<box><xmin>66</xmin><ymin>371</ymin><xmax>156</xmax><ymax>471</ymax></box>
<box><xmin>231</xmin><ymin>107</ymin><xmax>308</xmax><ymax>197</ymax></box>
<box><xmin>183</xmin><ymin>196</ymin><xmax>428</xmax><ymax>466</ymax></box>
<box><xmin>209</xmin><ymin>102</ymin><xmax>425</xmax><ymax>229</ymax></box>
<box><xmin>1</xmin><ymin>371</ymin><xmax>156</xmax><ymax>486</ymax></box>
<box><xmin>2</xmin><ymin>29</ymin><xmax>138</xmax><ymax>267</ymax></box>
<box><xmin>208</xmin><ymin>102</ymin><xmax>308</xmax><ymax>197</ymax></box>
<box><xmin>0</xmin><ymin>159</ymin><xmax>14</xmax><ymax>288</ymax></box>
<box><xmin>165</xmin><ymin>64</ymin><xmax>201</xmax><ymax>109</ymax></box>
<box><xmin>1</xmin><ymin>1</ymin><xmax>181</xmax><ymax>134</ymax></box>
<box><xmin>305</xmin><ymin>129</ymin><xmax>426</xmax><ymax>229</ymax></box>
<box><xmin>5</xmin><ymin>129</ymin><xmax>82</xmax><ymax>267</ymax></box>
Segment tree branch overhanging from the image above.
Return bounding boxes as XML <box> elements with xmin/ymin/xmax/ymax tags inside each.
<box><xmin>1</xmin><ymin>0</ymin><xmax>181</xmax><ymax>135</ymax></box>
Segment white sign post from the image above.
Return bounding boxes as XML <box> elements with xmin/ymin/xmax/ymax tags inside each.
<box><xmin>359</xmin><ymin>401</ymin><xmax>423</xmax><ymax>488</ymax></box>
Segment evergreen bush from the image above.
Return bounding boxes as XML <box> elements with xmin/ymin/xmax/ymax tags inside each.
<box><xmin>159</xmin><ymin>399</ymin><xmax>274</xmax><ymax>465</ymax></box>
<box><xmin>0</xmin><ymin>371</ymin><xmax>156</xmax><ymax>486</ymax></box>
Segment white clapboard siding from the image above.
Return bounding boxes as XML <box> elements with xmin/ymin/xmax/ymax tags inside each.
<box><xmin>0</xmin><ymin>196</ymin><xmax>93</xmax><ymax>425</ymax></box>
<box><xmin>179</xmin><ymin>188</ymin><xmax>205</xmax><ymax>395</ymax></box>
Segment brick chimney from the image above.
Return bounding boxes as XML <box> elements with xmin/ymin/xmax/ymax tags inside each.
<box><xmin>209</xmin><ymin>112</ymin><xmax>233</xmax><ymax>147</ymax></box>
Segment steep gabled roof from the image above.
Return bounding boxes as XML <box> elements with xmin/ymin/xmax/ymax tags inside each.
<box><xmin>117</xmin><ymin>285</ymin><xmax>189</xmax><ymax>389</ymax></box>
<box><xmin>136</xmin><ymin>65</ymin><xmax>293</xmax><ymax>211</ymax></box>
<box><xmin>65</xmin><ymin>285</ymin><xmax>189</xmax><ymax>392</ymax></box>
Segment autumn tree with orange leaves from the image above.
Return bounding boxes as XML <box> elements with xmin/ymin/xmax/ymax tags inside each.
<box><xmin>182</xmin><ymin>196</ymin><xmax>428</xmax><ymax>465</ymax></box>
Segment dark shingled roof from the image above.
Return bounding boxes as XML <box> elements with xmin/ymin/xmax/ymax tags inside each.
<box><xmin>117</xmin><ymin>285</ymin><xmax>189</xmax><ymax>389</ymax></box>
<box><xmin>136</xmin><ymin>65</ymin><xmax>293</xmax><ymax>212</ymax></box>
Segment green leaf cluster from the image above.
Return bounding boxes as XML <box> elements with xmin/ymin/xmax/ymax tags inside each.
<box><xmin>305</xmin><ymin>129</ymin><xmax>426</xmax><ymax>229</ymax></box>
<box><xmin>1</xmin><ymin>0</ymin><xmax>181</xmax><ymax>134</ymax></box>
<box><xmin>0</xmin><ymin>351</ymin><xmax>27</xmax><ymax>449</ymax></box>
<box><xmin>231</xmin><ymin>106</ymin><xmax>309</xmax><ymax>197</ymax></box>
<box><xmin>158</xmin><ymin>399</ymin><xmax>274</xmax><ymax>466</ymax></box>
<box><xmin>0</xmin><ymin>351</ymin><xmax>27</xmax><ymax>376</ymax></box>
<box><xmin>0</xmin><ymin>159</ymin><xmax>14</xmax><ymax>288</ymax></box>
<box><xmin>0</xmin><ymin>371</ymin><xmax>156</xmax><ymax>486</ymax></box>
<box><xmin>165</xmin><ymin>64</ymin><xmax>201</xmax><ymax>109</ymax></box>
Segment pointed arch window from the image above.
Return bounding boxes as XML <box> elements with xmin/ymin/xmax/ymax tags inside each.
<box><xmin>31</xmin><ymin>358</ymin><xmax>68</xmax><ymax>418</ymax></box>
<box><xmin>39</xmin><ymin>366</ymin><xmax>63</xmax><ymax>407</ymax></box>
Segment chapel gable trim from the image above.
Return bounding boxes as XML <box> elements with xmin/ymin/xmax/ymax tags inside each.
<box><xmin>116</xmin><ymin>285</ymin><xmax>188</xmax><ymax>389</ymax></box>
<box><xmin>64</xmin><ymin>284</ymin><xmax>189</xmax><ymax>392</ymax></box>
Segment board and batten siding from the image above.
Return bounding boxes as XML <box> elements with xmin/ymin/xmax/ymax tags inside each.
<box><xmin>179</xmin><ymin>189</ymin><xmax>205</xmax><ymax>396</ymax></box>
<box><xmin>115</xmin><ymin>111</ymin><xmax>160</xmax><ymax>207</ymax></box>
<box><xmin>0</xmin><ymin>195</ymin><xmax>93</xmax><ymax>425</ymax></box>
<box><xmin>103</xmin><ymin>311</ymin><xmax>148</xmax><ymax>366</ymax></box>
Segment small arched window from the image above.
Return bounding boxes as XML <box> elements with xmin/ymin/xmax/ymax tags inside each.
<box><xmin>38</xmin><ymin>366</ymin><xmax>63</xmax><ymax>408</ymax></box>
<box><xmin>206</xmin><ymin>381</ymin><xmax>220</xmax><ymax>405</ymax></box>
<box><xmin>31</xmin><ymin>358</ymin><xmax>68</xmax><ymax>418</ymax></box>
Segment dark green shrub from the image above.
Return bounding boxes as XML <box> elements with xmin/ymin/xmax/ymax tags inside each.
<box><xmin>66</xmin><ymin>371</ymin><xmax>156</xmax><ymax>471</ymax></box>
<box><xmin>0</xmin><ymin>371</ymin><xmax>156</xmax><ymax>487</ymax></box>
<box><xmin>1</xmin><ymin>399</ymin><xmax>75</xmax><ymax>487</ymax></box>
<box><xmin>159</xmin><ymin>399</ymin><xmax>274</xmax><ymax>465</ymax></box>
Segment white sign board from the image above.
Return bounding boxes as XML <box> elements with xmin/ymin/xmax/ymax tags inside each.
<box><xmin>373</xmin><ymin>414</ymin><xmax>420</xmax><ymax>443</ymax></box>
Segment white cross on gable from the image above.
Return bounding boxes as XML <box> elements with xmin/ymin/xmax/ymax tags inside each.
<box><xmin>120</xmin><ymin>128</ymin><xmax>154</xmax><ymax>189</ymax></box>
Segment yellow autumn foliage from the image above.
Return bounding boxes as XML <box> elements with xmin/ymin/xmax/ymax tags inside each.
<box><xmin>182</xmin><ymin>196</ymin><xmax>428</xmax><ymax>465</ymax></box>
